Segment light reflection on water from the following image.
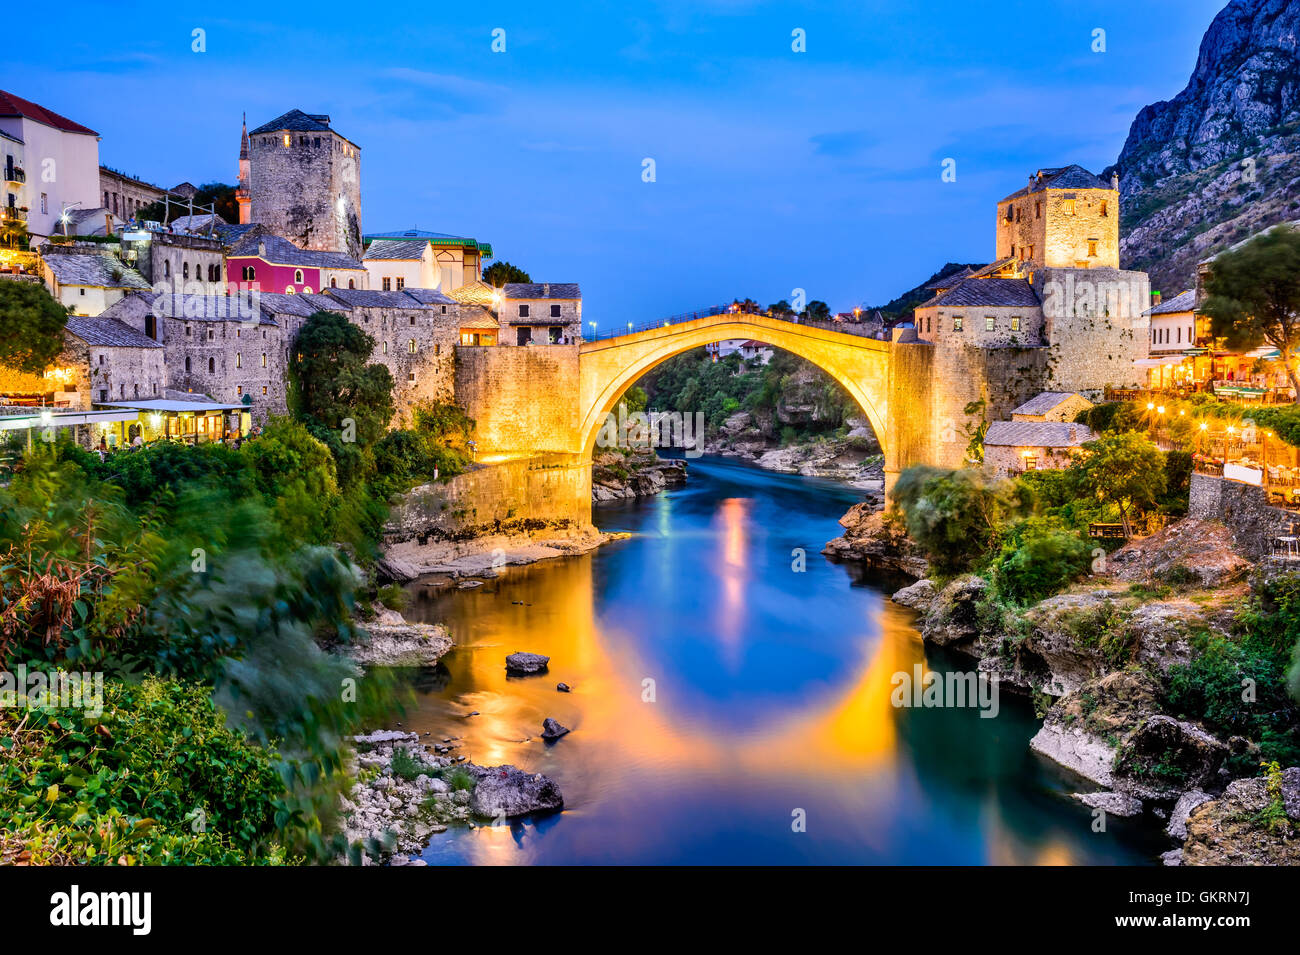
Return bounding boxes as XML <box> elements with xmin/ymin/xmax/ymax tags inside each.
<box><xmin>400</xmin><ymin>457</ymin><xmax>1161</xmax><ymax>865</ymax></box>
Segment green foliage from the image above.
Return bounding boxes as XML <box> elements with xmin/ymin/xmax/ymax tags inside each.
<box><xmin>87</xmin><ymin>439</ymin><xmax>256</xmax><ymax>509</ymax></box>
<box><xmin>240</xmin><ymin>417</ymin><xmax>340</xmax><ymax>544</ymax></box>
<box><xmin>0</xmin><ymin>280</ymin><xmax>69</xmax><ymax>374</ymax></box>
<box><xmin>377</xmin><ymin>583</ymin><xmax>409</xmax><ymax>612</ymax></box>
<box><xmin>288</xmin><ymin>311</ymin><xmax>395</xmax><ymax>485</ymax></box>
<box><xmin>390</xmin><ymin>746</ymin><xmax>434</xmax><ymax>782</ymax></box>
<box><xmin>372</xmin><ymin>401</ymin><xmax>475</xmax><ymax>498</ymax></box>
<box><xmin>1072</xmin><ymin>432</ymin><xmax>1167</xmax><ymax>531</ymax></box>
<box><xmin>892</xmin><ymin>466</ymin><xmax>1026</xmax><ymax>573</ymax></box>
<box><xmin>135</xmin><ymin>182</ymin><xmax>238</xmax><ymax>225</ymax></box>
<box><xmin>0</xmin><ymin>678</ymin><xmax>295</xmax><ymax>865</ymax></box>
<box><xmin>987</xmin><ymin>517</ymin><xmax>1093</xmax><ymax>604</ymax></box>
<box><xmin>482</xmin><ymin>261</ymin><xmax>530</xmax><ymax>285</ymax></box>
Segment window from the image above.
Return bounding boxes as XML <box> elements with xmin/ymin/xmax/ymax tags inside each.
<box><xmin>348</xmin><ymin>279</ymin><xmax>355</xmax><ymax>289</ymax></box>
<box><xmin>1087</xmin><ymin>239</ymin><xmax>1098</xmax><ymax>257</ymax></box>
<box><xmin>382</xmin><ymin>341</ymin><xmax>388</xmax><ymax>354</ymax></box>
<box><xmin>519</xmin><ymin>304</ymin><xmax>530</xmax><ymax>318</ymax></box>
<box><xmin>133</xmin><ymin>384</ymin><xmax>139</xmax><ymax>398</ymax></box>
<box><xmin>985</xmin><ymin>316</ymin><xmax>995</xmax><ymax>331</ymax></box>
<box><xmin>185</xmin><ymin>324</ymin><xmax>192</xmax><ymax>337</ymax></box>
<box><xmin>238</xmin><ymin>385</ymin><xmax>243</xmax><ymax>396</ymax></box>
<box><xmin>98</xmin><ymin>354</ymin><xmax>104</xmax><ymax>365</ymax></box>
<box><xmin>1062</xmin><ymin>199</ymin><xmax>1076</xmax><ymax>215</ymax></box>
<box><xmin>408</xmin><ymin>371</ymin><xmax>416</xmax><ymax>384</ymax></box>
<box><xmin>441</xmin><ymin>305</ymin><xmax>447</xmax><ymax>314</ymax></box>
<box><xmin>286</xmin><ymin>286</ymin><xmax>295</xmax><ymax>294</ymax></box>
<box><xmin>283</xmin><ymin>134</ymin><xmax>290</xmax><ymax>148</ymax></box>
<box><xmin>408</xmin><ymin>339</ymin><xmax>416</xmax><ymax>354</ymax></box>
<box><xmin>396</xmin><ymin>277</ymin><xmax>405</xmax><ymax>290</ymax></box>
<box><xmin>1034</xmin><ymin>201</ymin><xmax>1041</xmax><ymax>219</ymax></box>
<box><xmin>294</xmin><ymin>269</ymin><xmax>304</xmax><ymax>284</ymax></box>
<box><xmin>1100</xmin><ymin>200</ymin><xmax>1108</xmax><ymax>217</ymax></box>
<box><xmin>1004</xmin><ymin>206</ymin><xmax>1013</xmax><ymax>222</ymax></box>
<box><xmin>925</xmin><ymin>316</ymin><xmax>931</xmax><ymax>333</ymax></box>
<box><xmin>236</xmin><ymin>353</ymin><xmax>242</xmax><ymax>368</ymax></box>
<box><xmin>262</xmin><ymin>386</ymin><xmax>267</xmax><ymax>395</ymax></box>
<box><xmin>1023</xmin><ymin>454</ymin><xmax>1038</xmax><ymax>471</ymax></box>
<box><xmin>330</xmin><ymin>278</ymin><xmax>337</xmax><ymax>288</ymax></box>
<box><xmin>952</xmin><ymin>315</ymin><xmax>964</xmax><ymax>331</ymax></box>
<box><xmin>435</xmin><ymin>344</ymin><xmax>441</xmax><ymax>355</ymax></box>
<box><xmin>208</xmin><ymin>357</ymin><xmax>215</xmax><ymax>373</ymax></box>
<box><xmin>41</xmin><ymin>193</ymin><xmax>48</xmax><ymax>214</ymax></box>
<box><xmin>261</xmin><ymin>353</ymin><xmax>266</xmax><ymax>367</ymax></box>
<box><xmin>185</xmin><ymin>357</ymin><xmax>191</xmax><ymax>373</ymax></box>
<box><xmin>1011</xmin><ymin>316</ymin><xmax>1021</xmax><ymax>332</ymax></box>
<box><xmin>99</xmin><ymin>389</ymin><xmax>107</xmax><ymax>401</ymax></box>
<box><xmin>302</xmin><ymin>286</ymin><xmax>313</xmax><ymax>294</ymax></box>
<box><xmin>550</xmin><ymin>304</ymin><xmax>561</xmax><ymax>317</ymax></box>
<box><xmin>409</xmin><ymin>315</ymin><xmax>416</xmax><ymax>325</ymax></box>
<box><xmin>183</xmin><ymin>262</ymin><xmax>189</xmax><ymax>280</ymax></box>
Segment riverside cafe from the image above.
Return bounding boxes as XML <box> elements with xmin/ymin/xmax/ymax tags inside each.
<box><xmin>1192</xmin><ymin>419</ymin><xmax>1300</xmax><ymax>509</ymax></box>
<box><xmin>1137</xmin><ymin>345</ymin><xmax>1297</xmax><ymax>401</ymax></box>
<box><xmin>93</xmin><ymin>398</ymin><xmax>251</xmax><ymax>446</ymax></box>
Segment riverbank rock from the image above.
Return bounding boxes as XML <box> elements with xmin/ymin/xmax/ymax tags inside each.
<box><xmin>468</xmin><ymin>764</ymin><xmax>565</xmax><ymax>819</ymax></box>
<box><xmin>1167</xmin><ymin>790</ymin><xmax>1214</xmax><ymax>840</ymax></box>
<box><xmin>1029</xmin><ymin>671</ymin><xmax>1161</xmax><ymax>788</ymax></box>
<box><xmin>1114</xmin><ymin>715</ymin><xmax>1228</xmax><ymax>800</ymax></box>
<box><xmin>1074</xmin><ymin>791</ymin><xmax>1144</xmax><ymax>817</ymax></box>
<box><xmin>824</xmin><ymin>505</ymin><xmax>927</xmax><ymax>577</ymax></box>
<box><xmin>506</xmin><ymin>651</ymin><xmax>550</xmax><ymax>675</ymax></box>
<box><xmin>920</xmin><ymin>575</ymin><xmax>989</xmax><ymax>648</ymax></box>
<box><xmin>347</xmin><ymin>621</ymin><xmax>454</xmax><ymax>668</ymax></box>
<box><xmin>891</xmin><ymin>578</ymin><xmax>937</xmax><ymax>613</ymax></box>
<box><xmin>1180</xmin><ymin>767</ymin><xmax>1300</xmax><ymax>866</ymax></box>
<box><xmin>591</xmin><ymin>450</ymin><xmax>687</xmax><ymax>502</ymax></box>
<box><xmin>381</xmin><ymin>530</ymin><xmax>617</xmax><ymax>582</ymax></box>
<box><xmin>541</xmin><ymin>717</ymin><xmax>570</xmax><ymax>740</ymax></box>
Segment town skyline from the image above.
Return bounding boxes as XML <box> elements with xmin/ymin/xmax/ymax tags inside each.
<box><xmin>23</xmin><ymin>0</ymin><xmax>1223</xmax><ymax>322</ymax></box>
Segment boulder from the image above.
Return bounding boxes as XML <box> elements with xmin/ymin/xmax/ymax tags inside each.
<box><xmin>348</xmin><ymin>622</ymin><xmax>454</xmax><ymax>668</ymax></box>
<box><xmin>1166</xmin><ymin>789</ymin><xmax>1214</xmax><ymax>840</ymax></box>
<box><xmin>1029</xmin><ymin>671</ymin><xmax>1162</xmax><ymax>788</ymax></box>
<box><xmin>541</xmin><ymin>717</ymin><xmax>570</xmax><ymax>740</ymax></box>
<box><xmin>468</xmin><ymin>765</ymin><xmax>564</xmax><ymax>819</ymax></box>
<box><xmin>1115</xmin><ymin>715</ymin><xmax>1228</xmax><ymax>798</ymax></box>
<box><xmin>505</xmin><ymin>651</ymin><xmax>550</xmax><ymax>675</ymax></box>
<box><xmin>921</xmin><ymin>575</ymin><xmax>989</xmax><ymax>648</ymax></box>
<box><xmin>1073</xmin><ymin>791</ymin><xmax>1144</xmax><ymax>817</ymax></box>
<box><xmin>556</xmin><ymin>682</ymin><xmax>571</xmax><ymax>693</ymax></box>
<box><xmin>1181</xmin><ymin>767</ymin><xmax>1300</xmax><ymax>866</ymax></box>
<box><xmin>822</xmin><ymin>505</ymin><xmax>927</xmax><ymax>577</ymax></box>
<box><xmin>891</xmin><ymin>578</ymin><xmax>937</xmax><ymax>612</ymax></box>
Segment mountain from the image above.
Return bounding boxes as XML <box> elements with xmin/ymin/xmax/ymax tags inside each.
<box><xmin>1108</xmin><ymin>0</ymin><xmax>1300</xmax><ymax>294</ymax></box>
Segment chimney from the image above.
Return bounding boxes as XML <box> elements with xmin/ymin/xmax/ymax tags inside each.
<box><xmin>1152</xmin><ymin>290</ymin><xmax>1162</xmax><ymax>306</ymax></box>
<box><xmin>1111</xmin><ymin>172</ymin><xmax>1120</xmax><ymax>190</ymax></box>
<box><xmin>1069</xmin><ymin>426</ymin><xmax>1078</xmax><ymax>442</ymax></box>
<box><xmin>257</xmin><ymin>240</ymin><xmax>266</xmax><ymax>258</ymax></box>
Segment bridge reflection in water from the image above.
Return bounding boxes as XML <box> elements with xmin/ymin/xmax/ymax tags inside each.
<box><xmin>399</xmin><ymin>458</ymin><xmax>1163</xmax><ymax>866</ymax></box>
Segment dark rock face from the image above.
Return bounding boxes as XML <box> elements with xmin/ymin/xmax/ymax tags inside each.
<box><xmin>1116</xmin><ymin>0</ymin><xmax>1300</xmax><ymax>183</ymax></box>
<box><xmin>541</xmin><ymin>717</ymin><xmax>570</xmax><ymax>740</ymax></box>
<box><xmin>505</xmin><ymin>652</ymin><xmax>550</xmax><ymax>675</ymax></box>
<box><xmin>1115</xmin><ymin>715</ymin><xmax>1229</xmax><ymax>798</ymax></box>
<box><xmin>920</xmin><ymin>575</ymin><xmax>989</xmax><ymax>648</ymax></box>
<box><xmin>468</xmin><ymin>764</ymin><xmax>565</xmax><ymax>818</ymax></box>
<box><xmin>823</xmin><ymin>505</ymin><xmax>927</xmax><ymax>577</ymax></box>
<box><xmin>1181</xmin><ymin>766</ymin><xmax>1300</xmax><ymax>865</ymax></box>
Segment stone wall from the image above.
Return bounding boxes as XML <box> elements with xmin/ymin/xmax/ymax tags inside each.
<box><xmin>455</xmin><ymin>344</ymin><xmax>581</xmax><ymax>455</ymax></box>
<box><xmin>337</xmin><ymin>300</ymin><xmax>460</xmax><ymax>424</ymax></box>
<box><xmin>1035</xmin><ymin>267</ymin><xmax>1149</xmax><ymax>396</ymax></box>
<box><xmin>1188</xmin><ymin>472</ymin><xmax>1296</xmax><ymax>558</ymax></box>
<box><xmin>915</xmin><ymin>303</ymin><xmax>1044</xmax><ymax>348</ymax></box>
<box><xmin>382</xmin><ymin>454</ymin><xmax>593</xmax><ymax>544</ymax></box>
<box><xmin>996</xmin><ymin>186</ymin><xmax>1119</xmax><ymax>270</ymax></box>
<box><xmin>248</xmin><ymin>130</ymin><xmax>362</xmax><ymax>258</ymax></box>
<box><xmin>81</xmin><ymin>340</ymin><xmax>166</xmax><ymax>407</ymax></box>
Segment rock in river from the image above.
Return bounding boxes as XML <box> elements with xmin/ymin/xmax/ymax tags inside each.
<box><xmin>468</xmin><ymin>764</ymin><xmax>565</xmax><ymax>819</ymax></box>
<box><xmin>541</xmin><ymin>717</ymin><xmax>570</xmax><ymax>740</ymax></box>
<box><xmin>505</xmin><ymin>651</ymin><xmax>550</xmax><ymax>675</ymax></box>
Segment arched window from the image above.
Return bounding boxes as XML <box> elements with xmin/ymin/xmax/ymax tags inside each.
<box><xmin>164</xmin><ymin>260</ymin><xmax>170</xmax><ymax>278</ymax></box>
<box><xmin>407</xmin><ymin>339</ymin><xmax>416</xmax><ymax>354</ymax></box>
<box><xmin>330</xmin><ymin>277</ymin><xmax>337</xmax><ymax>288</ymax></box>
<box><xmin>302</xmin><ymin>286</ymin><xmax>313</xmax><ymax>294</ymax></box>
<box><xmin>285</xmin><ymin>286</ymin><xmax>296</xmax><ymax>295</ymax></box>
<box><xmin>182</xmin><ymin>262</ymin><xmax>189</xmax><ymax>280</ymax></box>
<box><xmin>260</xmin><ymin>353</ymin><xmax>266</xmax><ymax>367</ymax></box>
<box><xmin>294</xmin><ymin>269</ymin><xmax>304</xmax><ymax>284</ymax></box>
<box><xmin>185</xmin><ymin>356</ymin><xmax>191</xmax><ymax>373</ymax></box>
<box><xmin>348</xmin><ymin>279</ymin><xmax>355</xmax><ymax>289</ymax></box>
<box><xmin>208</xmin><ymin>357</ymin><xmax>214</xmax><ymax>373</ymax></box>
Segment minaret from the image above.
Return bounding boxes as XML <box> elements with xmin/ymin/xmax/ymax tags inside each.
<box><xmin>236</xmin><ymin>113</ymin><xmax>252</xmax><ymax>225</ymax></box>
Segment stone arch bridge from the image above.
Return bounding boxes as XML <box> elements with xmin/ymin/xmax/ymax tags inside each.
<box><xmin>450</xmin><ymin>311</ymin><xmax>1044</xmax><ymax>530</ymax></box>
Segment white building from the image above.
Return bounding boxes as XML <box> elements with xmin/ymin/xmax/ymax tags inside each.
<box><xmin>362</xmin><ymin>239</ymin><xmax>437</xmax><ymax>291</ymax></box>
<box><xmin>0</xmin><ymin>90</ymin><xmax>101</xmax><ymax>241</ymax></box>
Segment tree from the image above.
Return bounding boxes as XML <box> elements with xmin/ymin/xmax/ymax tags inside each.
<box><xmin>1202</xmin><ymin>225</ymin><xmax>1300</xmax><ymax>401</ymax></box>
<box><xmin>0</xmin><ymin>280</ymin><xmax>69</xmax><ymax>373</ymax></box>
<box><xmin>891</xmin><ymin>465</ymin><xmax>1026</xmax><ymax>573</ymax></box>
<box><xmin>483</xmin><ymin>261</ymin><xmax>531</xmax><ymax>286</ymax></box>
<box><xmin>136</xmin><ymin>182</ymin><xmax>237</xmax><ymax>225</ymax></box>
<box><xmin>804</xmin><ymin>300</ymin><xmax>831</xmax><ymax>322</ymax></box>
<box><xmin>240</xmin><ymin>417</ymin><xmax>341</xmax><ymax>543</ymax></box>
<box><xmin>1071</xmin><ymin>432</ymin><xmax>1166</xmax><ymax>536</ymax></box>
<box><xmin>287</xmin><ymin>311</ymin><xmax>394</xmax><ymax>481</ymax></box>
<box><xmin>768</xmin><ymin>300</ymin><xmax>793</xmax><ymax>317</ymax></box>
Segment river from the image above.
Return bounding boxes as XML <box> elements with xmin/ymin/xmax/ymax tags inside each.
<box><xmin>401</xmin><ymin>456</ymin><xmax>1163</xmax><ymax>865</ymax></box>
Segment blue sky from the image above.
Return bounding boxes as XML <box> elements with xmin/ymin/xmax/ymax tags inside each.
<box><xmin>22</xmin><ymin>0</ymin><xmax>1225</xmax><ymax>323</ymax></box>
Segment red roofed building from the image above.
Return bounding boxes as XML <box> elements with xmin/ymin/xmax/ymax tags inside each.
<box><xmin>0</xmin><ymin>89</ymin><xmax>102</xmax><ymax>241</ymax></box>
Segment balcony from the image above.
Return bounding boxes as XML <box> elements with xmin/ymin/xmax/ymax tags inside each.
<box><xmin>3</xmin><ymin>166</ymin><xmax>24</xmax><ymax>184</ymax></box>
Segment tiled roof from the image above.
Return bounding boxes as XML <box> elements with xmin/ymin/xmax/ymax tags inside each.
<box><xmin>919</xmin><ymin>278</ymin><xmax>1040</xmax><ymax>309</ymax></box>
<box><xmin>362</xmin><ymin>239</ymin><xmax>429</xmax><ymax>261</ymax></box>
<box><xmin>1001</xmin><ymin>164</ymin><xmax>1112</xmax><ymax>201</ymax></box>
<box><xmin>169</xmin><ymin>213</ymin><xmax>227</xmax><ymax>233</ymax></box>
<box><xmin>229</xmin><ymin>233</ymin><xmax>365</xmax><ymax>270</ymax></box>
<box><xmin>402</xmin><ymin>287</ymin><xmax>456</xmax><ymax>305</ymax></box>
<box><xmin>325</xmin><ymin>287</ymin><xmax>438</xmax><ymax>309</ymax></box>
<box><xmin>458</xmin><ymin>309</ymin><xmax>499</xmax><ymax>330</ymax></box>
<box><xmin>984</xmin><ymin>420</ymin><xmax>1094</xmax><ymax>448</ymax></box>
<box><xmin>65</xmin><ymin>316</ymin><xmax>162</xmax><ymax>348</ymax></box>
<box><xmin>249</xmin><ymin>109</ymin><xmax>334</xmax><ymax>135</ymax></box>
<box><xmin>502</xmin><ymin>282</ymin><xmax>580</xmax><ymax>299</ymax></box>
<box><xmin>299</xmin><ymin>292</ymin><xmax>346</xmax><ymax>313</ymax></box>
<box><xmin>257</xmin><ymin>292</ymin><xmax>319</xmax><ymax>317</ymax></box>
<box><xmin>0</xmin><ymin>89</ymin><xmax>97</xmax><ymax>135</ymax></box>
<box><xmin>924</xmin><ymin>266</ymin><xmax>975</xmax><ymax>290</ymax></box>
<box><xmin>64</xmin><ymin>208</ymin><xmax>122</xmax><ymax>237</ymax></box>
<box><xmin>214</xmin><ymin>223</ymin><xmax>262</xmax><ymax>245</ymax></box>
<box><xmin>43</xmin><ymin>253</ymin><xmax>150</xmax><ymax>290</ymax></box>
<box><xmin>1011</xmin><ymin>392</ymin><xmax>1083</xmax><ymax>416</ymax></box>
<box><xmin>449</xmin><ymin>280</ymin><xmax>497</xmax><ymax>306</ymax></box>
<box><xmin>1146</xmin><ymin>289</ymin><xmax>1196</xmax><ymax>315</ymax></box>
<box><xmin>149</xmin><ymin>292</ymin><xmax>277</xmax><ymax>325</ymax></box>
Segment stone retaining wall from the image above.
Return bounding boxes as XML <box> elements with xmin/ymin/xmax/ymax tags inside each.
<box><xmin>1188</xmin><ymin>471</ymin><xmax>1295</xmax><ymax>558</ymax></box>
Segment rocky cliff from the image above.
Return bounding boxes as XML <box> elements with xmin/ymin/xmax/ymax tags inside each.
<box><xmin>1110</xmin><ymin>0</ymin><xmax>1300</xmax><ymax>292</ymax></box>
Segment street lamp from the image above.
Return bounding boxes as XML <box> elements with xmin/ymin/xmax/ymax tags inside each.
<box><xmin>59</xmin><ymin>200</ymin><xmax>83</xmax><ymax>237</ymax></box>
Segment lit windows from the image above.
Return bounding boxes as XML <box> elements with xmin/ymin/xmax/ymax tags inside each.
<box><xmin>1011</xmin><ymin>316</ymin><xmax>1021</xmax><ymax>332</ymax></box>
<box><xmin>408</xmin><ymin>339</ymin><xmax>416</xmax><ymax>354</ymax></box>
<box><xmin>952</xmin><ymin>315</ymin><xmax>964</xmax><ymax>331</ymax></box>
<box><xmin>985</xmin><ymin>316</ymin><xmax>995</xmax><ymax>332</ymax></box>
<box><xmin>1087</xmin><ymin>239</ymin><xmax>1098</xmax><ymax>257</ymax></box>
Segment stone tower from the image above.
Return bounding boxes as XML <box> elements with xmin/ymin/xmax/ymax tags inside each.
<box><xmin>235</xmin><ymin>113</ymin><xmax>251</xmax><ymax>225</ymax></box>
<box><xmin>246</xmin><ymin>109</ymin><xmax>362</xmax><ymax>257</ymax></box>
<box><xmin>995</xmin><ymin>165</ymin><xmax>1119</xmax><ymax>272</ymax></box>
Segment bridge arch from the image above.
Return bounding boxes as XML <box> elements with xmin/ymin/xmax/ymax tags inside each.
<box><xmin>578</xmin><ymin>314</ymin><xmax>896</xmax><ymax>461</ymax></box>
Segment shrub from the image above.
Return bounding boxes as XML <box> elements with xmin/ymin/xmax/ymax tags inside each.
<box><xmin>988</xmin><ymin>518</ymin><xmax>1093</xmax><ymax>604</ymax></box>
<box><xmin>892</xmin><ymin>466</ymin><xmax>1026</xmax><ymax>573</ymax></box>
<box><xmin>377</xmin><ymin>583</ymin><xmax>409</xmax><ymax>612</ymax></box>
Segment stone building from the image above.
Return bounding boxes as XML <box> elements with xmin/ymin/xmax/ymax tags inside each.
<box><xmin>120</xmin><ymin>229</ymin><xmax>226</xmax><ymax>300</ymax></box>
<box><xmin>39</xmin><ymin>244</ymin><xmax>150</xmax><ymax>316</ymax></box>
<box><xmin>983</xmin><ymin>420</ymin><xmax>1095</xmax><ymax>477</ymax></box>
<box><xmin>1009</xmin><ymin>391</ymin><xmax>1093</xmax><ymax>423</ymax></box>
<box><xmin>247</xmin><ymin>110</ymin><xmax>362</xmax><ymax>258</ymax></box>
<box><xmin>0</xmin><ymin>315</ymin><xmax>164</xmax><ymax>409</ymax></box>
<box><xmin>499</xmin><ymin>282</ymin><xmax>582</xmax><ymax>345</ymax></box>
<box><xmin>364</xmin><ymin>229</ymin><xmax>491</xmax><ymax>292</ymax></box>
<box><xmin>99</xmin><ymin>167</ymin><xmax>166</xmax><ymax>222</ymax></box>
<box><xmin>225</xmin><ymin>232</ymin><xmax>367</xmax><ymax>294</ymax></box>
<box><xmin>996</xmin><ymin>165</ymin><xmax>1119</xmax><ymax>271</ymax></box>
<box><xmin>0</xmin><ymin>89</ymin><xmax>100</xmax><ymax>241</ymax></box>
<box><xmin>363</xmin><ymin>239</ymin><xmax>436</xmax><ymax>291</ymax></box>
<box><xmin>913</xmin><ymin>278</ymin><xmax>1043</xmax><ymax>347</ymax></box>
